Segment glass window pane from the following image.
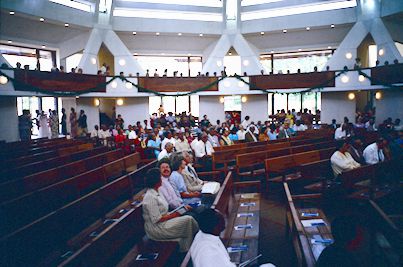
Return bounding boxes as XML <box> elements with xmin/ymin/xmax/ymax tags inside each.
<box><xmin>302</xmin><ymin>92</ymin><xmax>316</xmax><ymax>112</ymax></box>
<box><xmin>189</xmin><ymin>57</ymin><xmax>203</xmax><ymax>77</ymax></box>
<box><xmin>316</xmin><ymin>92</ymin><xmax>321</xmax><ymax>112</ymax></box>
<box><xmin>260</xmin><ymin>55</ymin><xmax>272</xmax><ymax>74</ymax></box>
<box><xmin>288</xmin><ymin>93</ymin><xmax>301</xmax><ymax>112</ymax></box>
<box><xmin>224</xmin><ymin>95</ymin><xmax>241</xmax><ymax>111</ymax></box>
<box><xmin>39</xmin><ymin>50</ymin><xmax>53</xmax><ymax>71</ymax></box>
<box><xmin>190</xmin><ymin>95</ymin><xmax>199</xmax><ymax>117</ymax></box>
<box><xmin>176</xmin><ymin>96</ymin><xmax>189</xmax><ymax>114</ymax></box>
<box><xmin>271</xmin><ymin>49</ymin><xmax>332</xmax><ymax>74</ymax></box>
<box><xmin>1</xmin><ymin>44</ymin><xmax>37</xmax><ymax>69</ymax></box>
<box><xmin>149</xmin><ymin>96</ymin><xmax>162</xmax><ymax>115</ymax></box>
<box><xmin>273</xmin><ymin>94</ymin><xmax>287</xmax><ymax>113</ymax></box>
<box><xmin>136</xmin><ymin>56</ymin><xmax>201</xmax><ymax>77</ymax></box>
<box><xmin>162</xmin><ymin>96</ymin><xmax>175</xmax><ymax>114</ymax></box>
<box><xmin>42</xmin><ymin>97</ymin><xmax>56</xmax><ymax>114</ymax></box>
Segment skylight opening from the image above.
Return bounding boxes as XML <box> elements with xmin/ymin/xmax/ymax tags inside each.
<box><xmin>118</xmin><ymin>0</ymin><xmax>222</xmax><ymax>8</ymax></box>
<box><xmin>241</xmin><ymin>0</ymin><xmax>357</xmax><ymax>21</ymax></box>
<box><xmin>49</xmin><ymin>0</ymin><xmax>92</xmax><ymax>12</ymax></box>
<box><xmin>241</xmin><ymin>0</ymin><xmax>283</xmax><ymax>7</ymax></box>
<box><xmin>113</xmin><ymin>8</ymin><xmax>222</xmax><ymax>22</ymax></box>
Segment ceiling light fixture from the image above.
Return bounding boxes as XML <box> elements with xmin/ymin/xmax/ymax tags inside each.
<box><xmin>283</xmin><ymin>29</ymin><xmax>287</xmax><ymax>33</ymax></box>
<box><xmin>132</xmin><ymin>31</ymin><xmax>137</xmax><ymax>35</ymax></box>
<box><xmin>64</xmin><ymin>23</ymin><xmax>69</xmax><ymax>27</ymax></box>
<box><xmin>178</xmin><ymin>33</ymin><xmax>182</xmax><ymax>36</ymax></box>
<box><xmin>156</xmin><ymin>32</ymin><xmax>160</xmax><ymax>36</ymax></box>
<box><xmin>7</xmin><ymin>40</ymin><xmax>12</xmax><ymax>44</ymax></box>
<box><xmin>41</xmin><ymin>45</ymin><xmax>46</xmax><ymax>48</ymax></box>
<box><xmin>331</xmin><ymin>24</ymin><xmax>335</xmax><ymax>28</ymax></box>
<box><xmin>260</xmin><ymin>31</ymin><xmax>264</xmax><ymax>35</ymax></box>
<box><xmin>199</xmin><ymin>33</ymin><xmax>203</xmax><ymax>37</ymax></box>
<box><xmin>9</xmin><ymin>11</ymin><xmax>15</xmax><ymax>15</ymax></box>
<box><xmin>306</xmin><ymin>27</ymin><xmax>310</xmax><ymax>31</ymax></box>
<box><xmin>40</xmin><ymin>17</ymin><xmax>45</xmax><ymax>22</ymax></box>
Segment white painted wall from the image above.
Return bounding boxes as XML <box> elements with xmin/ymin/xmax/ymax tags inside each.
<box><xmin>76</xmin><ymin>97</ymin><xmax>100</xmax><ymax>131</ymax></box>
<box><xmin>241</xmin><ymin>94</ymin><xmax>268</xmax><ymax>123</ymax></box>
<box><xmin>374</xmin><ymin>90</ymin><xmax>403</xmax><ymax>125</ymax></box>
<box><xmin>199</xmin><ymin>95</ymin><xmax>225</xmax><ymax>125</ymax></box>
<box><xmin>320</xmin><ymin>92</ymin><xmax>356</xmax><ymax>124</ymax></box>
<box><xmin>115</xmin><ymin>97</ymin><xmax>149</xmax><ymax>126</ymax></box>
<box><xmin>0</xmin><ymin>96</ymin><xmax>19</xmax><ymax>142</ymax></box>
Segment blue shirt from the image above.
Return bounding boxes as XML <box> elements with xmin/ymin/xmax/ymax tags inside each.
<box><xmin>169</xmin><ymin>171</ymin><xmax>188</xmax><ymax>193</ymax></box>
<box><xmin>267</xmin><ymin>131</ymin><xmax>277</xmax><ymax>140</ymax></box>
<box><xmin>229</xmin><ymin>133</ymin><xmax>239</xmax><ymax>141</ymax></box>
<box><xmin>147</xmin><ymin>139</ymin><xmax>161</xmax><ymax>158</ymax></box>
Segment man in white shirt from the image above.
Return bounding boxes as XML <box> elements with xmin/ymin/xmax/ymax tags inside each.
<box><xmin>363</xmin><ymin>138</ymin><xmax>386</xmax><ymax>165</ymax></box>
<box><xmin>98</xmin><ymin>124</ymin><xmax>111</xmax><ymax>145</ymax></box>
<box><xmin>190</xmin><ymin>134</ymin><xmax>200</xmax><ymax>151</ymax></box>
<box><xmin>334</xmin><ymin>124</ymin><xmax>348</xmax><ymax>140</ymax></box>
<box><xmin>292</xmin><ymin>120</ymin><xmax>307</xmax><ymax>132</ymax></box>
<box><xmin>90</xmin><ymin>125</ymin><xmax>100</xmax><ymax>138</ymax></box>
<box><xmin>161</xmin><ymin>131</ymin><xmax>176</xmax><ymax>150</ymax></box>
<box><xmin>158</xmin><ymin>142</ymin><xmax>174</xmax><ymax>161</ymax></box>
<box><xmin>193</xmin><ymin>133</ymin><xmax>214</xmax><ymax>171</ymax></box>
<box><xmin>330</xmin><ymin>141</ymin><xmax>361</xmax><ymax>176</ymax></box>
<box><xmin>128</xmin><ymin>127</ymin><xmax>137</xmax><ymax>140</ymax></box>
<box><xmin>175</xmin><ymin>132</ymin><xmax>191</xmax><ymax>152</ymax></box>
<box><xmin>190</xmin><ymin>209</ymin><xmax>235</xmax><ymax>267</ymax></box>
<box><xmin>208</xmin><ymin>129</ymin><xmax>220</xmax><ymax>147</ymax></box>
<box><xmin>241</xmin><ymin>116</ymin><xmax>250</xmax><ymax>130</ymax></box>
<box><xmin>236</xmin><ymin>125</ymin><xmax>246</xmax><ymax>141</ymax></box>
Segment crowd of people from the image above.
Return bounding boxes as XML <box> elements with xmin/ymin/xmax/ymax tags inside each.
<box><xmin>18</xmin><ymin>107</ymin><xmax>88</xmax><ymax>140</ymax></box>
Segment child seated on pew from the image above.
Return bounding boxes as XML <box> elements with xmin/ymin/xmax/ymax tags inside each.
<box><xmin>142</xmin><ymin>168</ymin><xmax>199</xmax><ymax>252</ymax></box>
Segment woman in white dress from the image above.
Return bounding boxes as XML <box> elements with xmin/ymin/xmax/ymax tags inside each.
<box><xmin>38</xmin><ymin>111</ymin><xmax>49</xmax><ymax>138</ymax></box>
<box><xmin>142</xmin><ymin>168</ymin><xmax>199</xmax><ymax>252</ymax></box>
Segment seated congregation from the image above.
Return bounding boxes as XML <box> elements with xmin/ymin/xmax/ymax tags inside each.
<box><xmin>2</xmin><ymin>109</ymin><xmax>402</xmax><ymax>267</ymax></box>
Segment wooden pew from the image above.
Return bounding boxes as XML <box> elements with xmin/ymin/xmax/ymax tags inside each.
<box><xmin>211</xmin><ymin>172</ymin><xmax>261</xmax><ymax>265</ymax></box>
<box><xmin>264</xmin><ymin>147</ymin><xmax>335</xmax><ymax>192</ymax></box>
<box><xmin>0</xmin><ymin>153</ymin><xmax>141</xmax><ymax>237</ymax></box>
<box><xmin>0</xmin><ymin>142</ymin><xmax>94</xmax><ymax>181</ymax></box>
<box><xmin>0</xmin><ymin>139</ymin><xmax>82</xmax><ymax>163</ymax></box>
<box><xmin>218</xmin><ymin>137</ymin><xmax>332</xmax><ymax>175</ymax></box>
<box><xmin>0</xmin><ymin>147</ymin><xmax>113</xmax><ymax>203</ymax></box>
<box><xmin>283</xmin><ymin>182</ymin><xmax>332</xmax><ymax>267</ymax></box>
<box><xmin>235</xmin><ymin>141</ymin><xmax>334</xmax><ymax>179</ymax></box>
<box><xmin>0</xmin><ymin>160</ymin><xmax>158</xmax><ymax>267</ymax></box>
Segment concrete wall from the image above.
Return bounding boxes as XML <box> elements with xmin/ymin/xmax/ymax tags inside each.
<box><xmin>115</xmin><ymin>97</ymin><xmax>149</xmax><ymax>127</ymax></box>
<box><xmin>199</xmin><ymin>95</ymin><xmax>225</xmax><ymax>124</ymax></box>
<box><xmin>0</xmin><ymin>96</ymin><xmax>19</xmax><ymax>142</ymax></box>
<box><xmin>321</xmin><ymin>91</ymin><xmax>356</xmax><ymax>124</ymax></box>
<box><xmin>241</xmin><ymin>94</ymin><xmax>268</xmax><ymax>123</ymax></box>
<box><xmin>374</xmin><ymin>90</ymin><xmax>403</xmax><ymax>125</ymax></box>
<box><xmin>76</xmin><ymin>97</ymin><xmax>100</xmax><ymax>131</ymax></box>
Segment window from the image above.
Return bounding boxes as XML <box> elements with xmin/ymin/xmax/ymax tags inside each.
<box><xmin>113</xmin><ymin>8</ymin><xmax>222</xmax><ymax>21</ymax></box>
<box><xmin>1</xmin><ymin>44</ymin><xmax>56</xmax><ymax>71</ymax></box>
<box><xmin>241</xmin><ymin>0</ymin><xmax>357</xmax><ymax>21</ymax></box>
<box><xmin>136</xmin><ymin>56</ymin><xmax>202</xmax><ymax>77</ymax></box>
<box><xmin>261</xmin><ymin>49</ymin><xmax>333</xmax><ymax>74</ymax></box>
<box><xmin>288</xmin><ymin>93</ymin><xmax>301</xmax><ymax>112</ymax></box>
<box><xmin>149</xmin><ymin>95</ymin><xmax>199</xmax><ymax>116</ymax></box>
<box><xmin>302</xmin><ymin>92</ymin><xmax>320</xmax><ymax>112</ymax></box>
<box><xmin>49</xmin><ymin>0</ymin><xmax>92</xmax><ymax>12</ymax></box>
<box><xmin>117</xmin><ymin>0</ymin><xmax>222</xmax><ymax>7</ymax></box>
<box><xmin>267</xmin><ymin>92</ymin><xmax>321</xmax><ymax>115</ymax></box>
<box><xmin>224</xmin><ymin>95</ymin><xmax>242</xmax><ymax>111</ymax></box>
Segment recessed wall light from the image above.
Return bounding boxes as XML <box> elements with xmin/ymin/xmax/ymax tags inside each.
<box><xmin>132</xmin><ymin>31</ymin><xmax>137</xmax><ymax>35</ymax></box>
<box><xmin>327</xmin><ymin>46</ymin><xmax>332</xmax><ymax>49</ymax></box>
<box><xmin>283</xmin><ymin>29</ymin><xmax>287</xmax><ymax>33</ymax></box>
<box><xmin>156</xmin><ymin>32</ymin><xmax>160</xmax><ymax>36</ymax></box>
<box><xmin>7</xmin><ymin>40</ymin><xmax>12</xmax><ymax>44</ymax></box>
<box><xmin>41</xmin><ymin>45</ymin><xmax>46</xmax><ymax>48</ymax></box>
<box><xmin>64</xmin><ymin>23</ymin><xmax>69</xmax><ymax>27</ymax></box>
<box><xmin>9</xmin><ymin>11</ymin><xmax>15</xmax><ymax>15</ymax></box>
<box><xmin>134</xmin><ymin>52</ymin><xmax>138</xmax><ymax>56</ymax></box>
<box><xmin>298</xmin><ymin>48</ymin><xmax>302</xmax><ymax>51</ymax></box>
<box><xmin>260</xmin><ymin>31</ymin><xmax>265</xmax><ymax>35</ymax></box>
<box><xmin>228</xmin><ymin>52</ymin><xmax>232</xmax><ymax>56</ymax></box>
<box><xmin>187</xmin><ymin>53</ymin><xmax>192</xmax><ymax>56</ymax></box>
<box><xmin>306</xmin><ymin>27</ymin><xmax>310</xmax><ymax>31</ymax></box>
<box><xmin>199</xmin><ymin>33</ymin><xmax>203</xmax><ymax>37</ymax></box>
<box><xmin>178</xmin><ymin>33</ymin><xmax>182</xmax><ymax>36</ymax></box>
<box><xmin>40</xmin><ymin>17</ymin><xmax>45</xmax><ymax>22</ymax></box>
<box><xmin>331</xmin><ymin>24</ymin><xmax>335</xmax><ymax>28</ymax></box>
<box><xmin>270</xmin><ymin>50</ymin><xmax>274</xmax><ymax>53</ymax></box>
